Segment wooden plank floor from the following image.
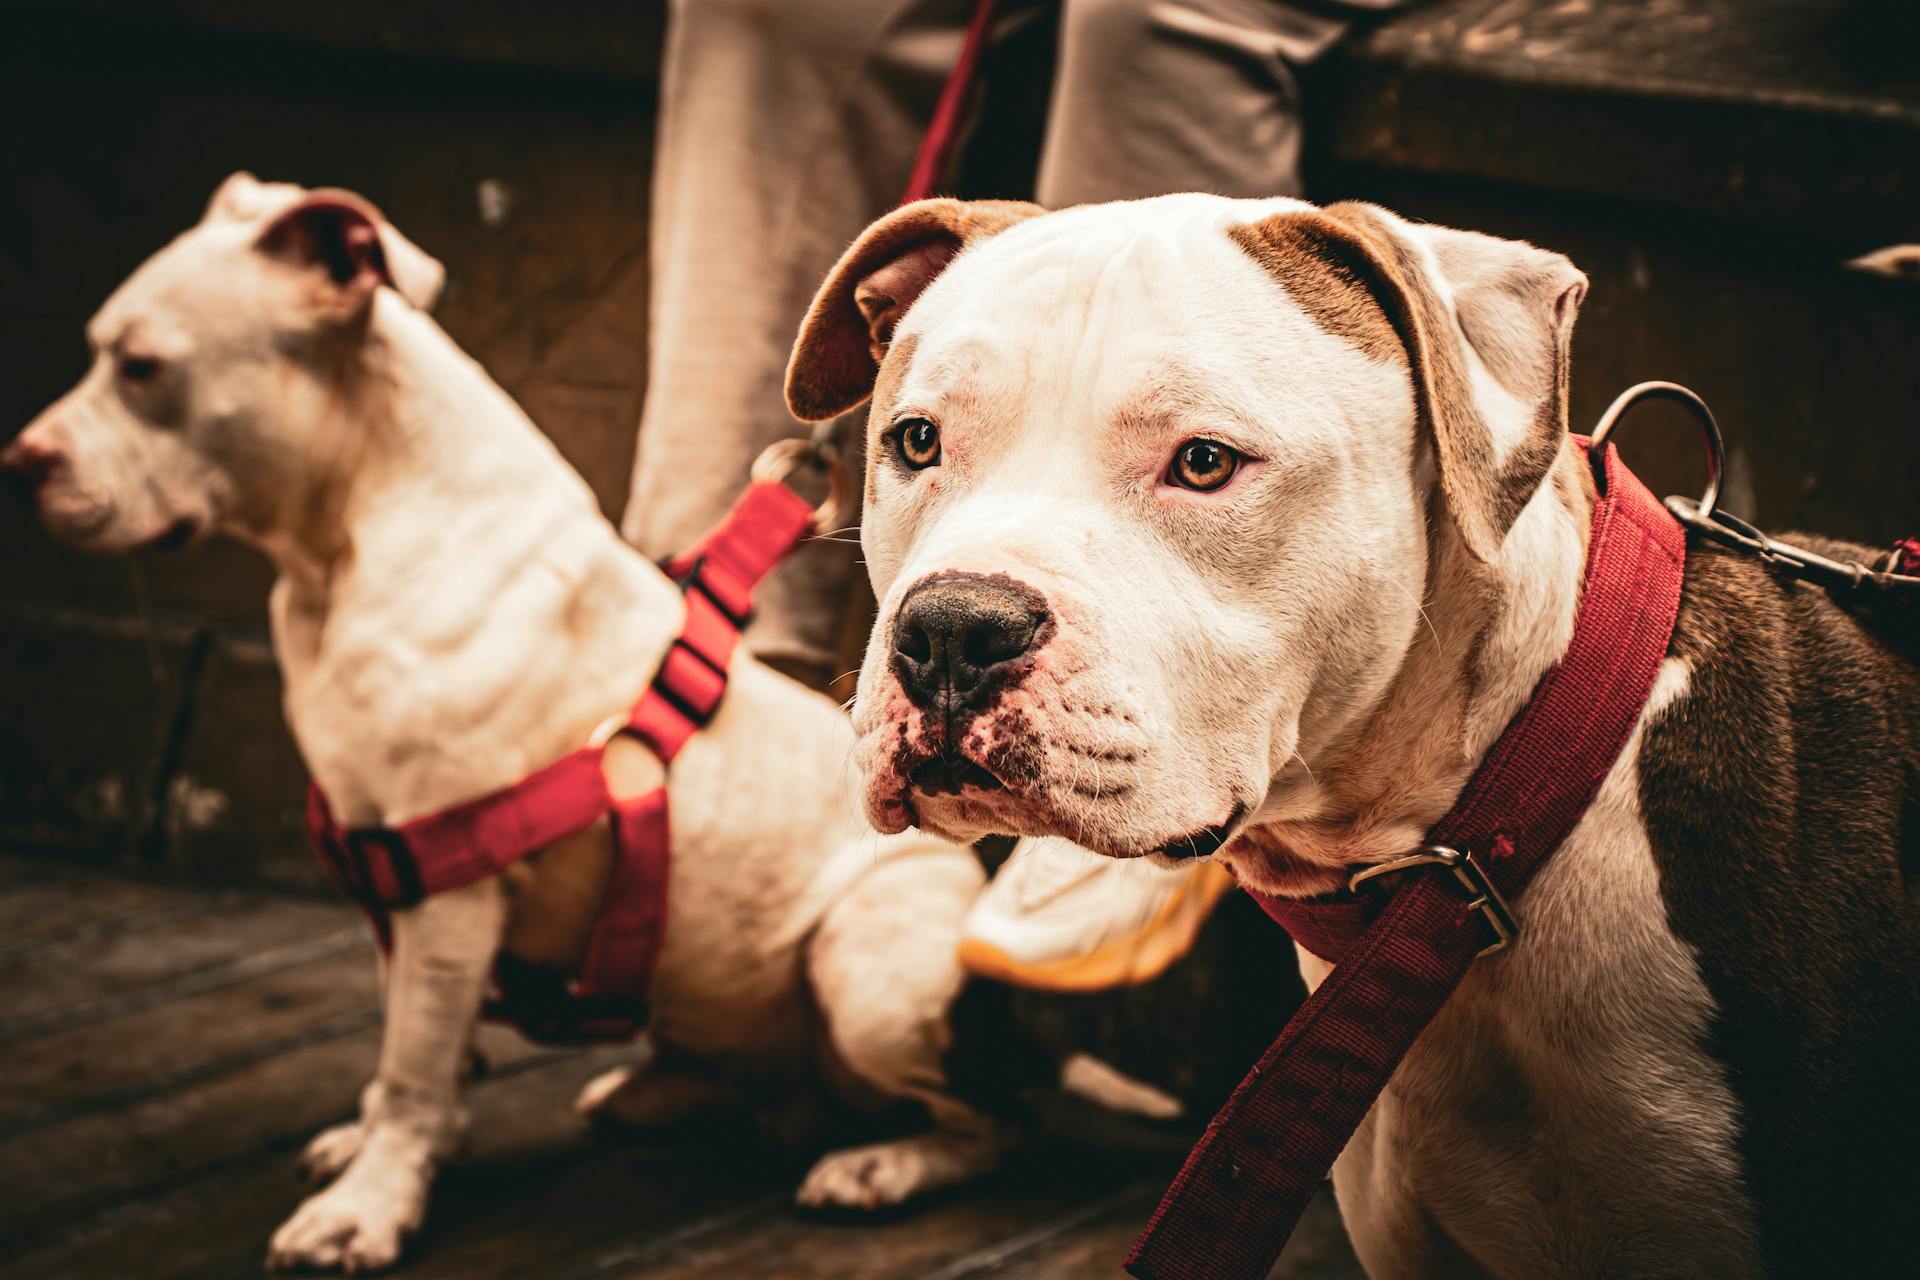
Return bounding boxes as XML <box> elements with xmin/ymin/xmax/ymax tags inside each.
<box><xmin>0</xmin><ymin>855</ymin><xmax>1361</xmax><ymax>1279</ymax></box>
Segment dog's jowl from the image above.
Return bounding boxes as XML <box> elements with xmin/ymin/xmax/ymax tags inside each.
<box><xmin>789</xmin><ymin>192</ymin><xmax>1920</xmax><ymax>1276</ymax></box>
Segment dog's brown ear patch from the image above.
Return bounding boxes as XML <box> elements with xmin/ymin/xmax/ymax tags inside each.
<box><xmin>250</xmin><ymin>186</ymin><xmax>446</xmax><ymax>315</ymax></box>
<box><xmin>1227</xmin><ymin>215</ymin><xmax>1403</xmax><ymax>368</ymax></box>
<box><xmin>1231</xmin><ymin>202</ymin><xmax>1585</xmax><ymax>563</ymax></box>
<box><xmin>786</xmin><ymin>198</ymin><xmax>1043</xmax><ymax>422</ymax></box>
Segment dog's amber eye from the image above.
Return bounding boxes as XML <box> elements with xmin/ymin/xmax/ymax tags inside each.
<box><xmin>894</xmin><ymin>417</ymin><xmax>941</xmax><ymax>470</ymax></box>
<box><xmin>118</xmin><ymin>355</ymin><xmax>162</xmax><ymax>386</ymax></box>
<box><xmin>1167</xmin><ymin>438</ymin><xmax>1239</xmax><ymax>492</ymax></box>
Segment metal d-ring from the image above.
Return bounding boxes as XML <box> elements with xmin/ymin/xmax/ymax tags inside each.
<box><xmin>1587</xmin><ymin>380</ymin><xmax>1725</xmax><ymax>519</ymax></box>
<box><xmin>751</xmin><ymin>436</ymin><xmax>853</xmax><ymax>535</ymax></box>
<box><xmin>1588</xmin><ymin>383</ymin><xmax>1920</xmax><ymax>600</ymax></box>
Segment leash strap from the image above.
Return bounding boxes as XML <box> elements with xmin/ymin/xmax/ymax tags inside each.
<box><xmin>306</xmin><ymin>478</ymin><xmax>816</xmax><ymax>1041</ymax></box>
<box><xmin>901</xmin><ymin>0</ymin><xmax>1001</xmax><ymax>204</ymax></box>
<box><xmin>1126</xmin><ymin>441</ymin><xmax>1686</xmax><ymax>1280</ymax></box>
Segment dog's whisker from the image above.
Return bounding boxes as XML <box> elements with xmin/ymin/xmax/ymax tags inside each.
<box><xmin>1379</xmin><ymin>575</ymin><xmax>1441</xmax><ymax>649</ymax></box>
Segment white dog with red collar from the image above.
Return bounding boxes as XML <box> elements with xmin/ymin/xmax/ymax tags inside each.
<box><xmin>6</xmin><ymin>175</ymin><xmax>1014</xmax><ymax>1273</ymax></box>
<box><xmin>787</xmin><ymin>193</ymin><xmax>1920</xmax><ymax>1276</ymax></box>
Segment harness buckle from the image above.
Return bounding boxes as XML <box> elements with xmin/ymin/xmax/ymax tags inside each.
<box><xmin>1349</xmin><ymin>844</ymin><xmax>1518</xmax><ymax>957</ymax></box>
<box><xmin>344</xmin><ymin>826</ymin><xmax>425</xmax><ymax>909</ymax></box>
<box><xmin>651</xmin><ymin>633</ymin><xmax>730</xmax><ymax>728</ymax></box>
<box><xmin>670</xmin><ymin>554</ymin><xmax>753</xmax><ymax>630</ymax></box>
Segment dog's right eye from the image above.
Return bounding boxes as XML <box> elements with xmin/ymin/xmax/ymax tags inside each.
<box><xmin>1166</xmin><ymin>438</ymin><xmax>1240</xmax><ymax>492</ymax></box>
<box><xmin>118</xmin><ymin>355</ymin><xmax>162</xmax><ymax>386</ymax></box>
<box><xmin>893</xmin><ymin>417</ymin><xmax>941</xmax><ymax>470</ymax></box>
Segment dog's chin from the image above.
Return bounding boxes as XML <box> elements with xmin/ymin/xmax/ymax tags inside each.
<box><xmin>139</xmin><ymin>515</ymin><xmax>202</xmax><ymax>552</ymax></box>
<box><xmin>929</xmin><ymin>784</ymin><xmax>1251</xmax><ymax>865</ymax></box>
<box><xmin>32</xmin><ymin>491</ymin><xmax>116</xmax><ymax>547</ymax></box>
<box><xmin>903</xmin><ymin>759</ymin><xmax>1026</xmax><ymax>843</ymax></box>
<box><xmin>39</xmin><ymin>499</ymin><xmax>204</xmax><ymax>555</ymax></box>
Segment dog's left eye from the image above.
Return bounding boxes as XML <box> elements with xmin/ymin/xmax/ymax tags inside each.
<box><xmin>893</xmin><ymin>417</ymin><xmax>941</xmax><ymax>470</ymax></box>
<box><xmin>1166</xmin><ymin>438</ymin><xmax>1240</xmax><ymax>492</ymax></box>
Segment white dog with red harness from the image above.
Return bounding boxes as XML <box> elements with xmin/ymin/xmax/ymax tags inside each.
<box><xmin>787</xmin><ymin>193</ymin><xmax>1920</xmax><ymax>1277</ymax></box>
<box><xmin>6</xmin><ymin>175</ymin><xmax>1015</xmax><ymax>1273</ymax></box>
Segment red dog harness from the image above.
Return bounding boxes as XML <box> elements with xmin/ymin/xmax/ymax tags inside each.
<box><xmin>1127</xmin><ymin>441</ymin><xmax>1687</xmax><ymax>1280</ymax></box>
<box><xmin>308</xmin><ymin>480</ymin><xmax>816</xmax><ymax>1044</ymax></box>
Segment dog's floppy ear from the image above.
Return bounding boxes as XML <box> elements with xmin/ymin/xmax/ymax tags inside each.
<box><xmin>249</xmin><ymin>185</ymin><xmax>447</xmax><ymax>315</ymax></box>
<box><xmin>1238</xmin><ymin>201</ymin><xmax>1586</xmax><ymax>562</ymax></box>
<box><xmin>786</xmin><ymin>198</ymin><xmax>1043</xmax><ymax>421</ymax></box>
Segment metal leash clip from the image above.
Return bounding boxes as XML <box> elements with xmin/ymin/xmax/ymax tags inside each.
<box><xmin>751</xmin><ymin>434</ymin><xmax>853</xmax><ymax>536</ymax></box>
<box><xmin>1588</xmin><ymin>381</ymin><xmax>1920</xmax><ymax>599</ymax></box>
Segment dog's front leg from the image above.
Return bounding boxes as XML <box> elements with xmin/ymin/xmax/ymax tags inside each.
<box><xmin>268</xmin><ymin>877</ymin><xmax>505</xmax><ymax>1273</ymax></box>
<box><xmin>798</xmin><ymin>844</ymin><xmax>1012</xmax><ymax>1210</ymax></box>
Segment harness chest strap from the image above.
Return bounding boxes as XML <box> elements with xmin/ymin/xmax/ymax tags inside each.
<box><xmin>307</xmin><ymin>479</ymin><xmax>817</xmax><ymax>1042</ymax></box>
<box><xmin>1125</xmin><ymin>441</ymin><xmax>1687</xmax><ymax>1280</ymax></box>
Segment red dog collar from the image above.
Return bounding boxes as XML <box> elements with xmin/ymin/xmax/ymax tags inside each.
<box><xmin>308</xmin><ymin>479</ymin><xmax>817</xmax><ymax>1044</ymax></box>
<box><xmin>1128</xmin><ymin>440</ymin><xmax>1686</xmax><ymax>1280</ymax></box>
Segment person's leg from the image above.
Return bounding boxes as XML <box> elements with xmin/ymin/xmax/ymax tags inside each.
<box><xmin>628</xmin><ymin>0</ymin><xmax>980</xmax><ymax>679</ymax></box>
<box><xmin>1037</xmin><ymin>0</ymin><xmax>1410</xmax><ymax>206</ymax></box>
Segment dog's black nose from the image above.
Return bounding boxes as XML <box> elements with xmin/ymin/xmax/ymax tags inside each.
<box><xmin>891</xmin><ymin>574</ymin><xmax>1048</xmax><ymax>712</ymax></box>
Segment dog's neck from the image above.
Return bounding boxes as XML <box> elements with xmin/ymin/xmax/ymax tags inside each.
<box><xmin>253</xmin><ymin>293</ymin><xmax>686</xmax><ymax>820</ymax></box>
<box><xmin>1229</xmin><ymin>443</ymin><xmax>1596</xmax><ymax>897</ymax></box>
<box><xmin>237</xmin><ymin>293</ymin><xmax>604</xmax><ymax>602</ymax></box>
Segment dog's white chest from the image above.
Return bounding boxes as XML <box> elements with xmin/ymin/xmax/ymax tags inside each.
<box><xmin>1319</xmin><ymin>709</ymin><xmax>1764</xmax><ymax>1278</ymax></box>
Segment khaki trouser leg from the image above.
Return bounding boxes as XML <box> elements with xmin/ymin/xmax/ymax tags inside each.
<box><xmin>625</xmin><ymin>0</ymin><xmax>982</xmax><ymax>675</ymax></box>
<box><xmin>1037</xmin><ymin>0</ymin><xmax>1401</xmax><ymax>206</ymax></box>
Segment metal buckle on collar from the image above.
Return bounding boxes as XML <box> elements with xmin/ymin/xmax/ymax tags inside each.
<box><xmin>344</xmin><ymin>826</ymin><xmax>425</xmax><ymax>908</ymax></box>
<box><xmin>1349</xmin><ymin>844</ymin><xmax>1518</xmax><ymax>957</ymax></box>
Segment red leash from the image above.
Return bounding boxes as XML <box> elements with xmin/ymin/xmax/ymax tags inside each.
<box><xmin>308</xmin><ymin>479</ymin><xmax>817</xmax><ymax>1044</ymax></box>
<box><xmin>901</xmin><ymin>0</ymin><xmax>1001</xmax><ymax>204</ymax></box>
<box><xmin>1127</xmin><ymin>441</ymin><xmax>1686</xmax><ymax>1280</ymax></box>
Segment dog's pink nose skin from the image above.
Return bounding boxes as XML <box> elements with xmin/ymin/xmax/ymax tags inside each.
<box><xmin>0</xmin><ymin>430</ymin><xmax>62</xmax><ymax>501</ymax></box>
<box><xmin>890</xmin><ymin>572</ymin><xmax>1051</xmax><ymax>715</ymax></box>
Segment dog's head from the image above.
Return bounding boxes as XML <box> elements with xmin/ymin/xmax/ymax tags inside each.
<box><xmin>787</xmin><ymin>195</ymin><xmax>1584</xmax><ymax>891</ymax></box>
<box><xmin>3</xmin><ymin>172</ymin><xmax>443</xmax><ymax>554</ymax></box>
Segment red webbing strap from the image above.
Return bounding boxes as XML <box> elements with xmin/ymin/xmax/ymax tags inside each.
<box><xmin>390</xmin><ymin>750</ymin><xmax>609</xmax><ymax>892</ymax></box>
<box><xmin>901</xmin><ymin>0</ymin><xmax>1001</xmax><ymax>203</ymax></box>
<box><xmin>307</xmin><ymin>783</ymin><xmax>394</xmax><ymax>948</ymax></box>
<box><xmin>307</xmin><ymin>751</ymin><xmax>615</xmax><ymax>950</ymax></box>
<box><xmin>1894</xmin><ymin>537</ymin><xmax>1920</xmax><ymax>577</ymax></box>
<box><xmin>640</xmin><ymin>479</ymin><xmax>817</xmax><ymax>762</ymax></box>
<box><xmin>574</xmin><ymin>789</ymin><xmax>672</xmax><ymax>1019</ymax></box>
<box><xmin>1126</xmin><ymin>442</ymin><xmax>1686</xmax><ymax>1280</ymax></box>
<box><xmin>306</xmin><ymin>475</ymin><xmax>816</xmax><ymax>1043</ymax></box>
<box><xmin>309</xmin><ymin>478</ymin><xmax>817</xmax><ymax>912</ymax></box>
<box><xmin>661</xmin><ymin>480</ymin><xmax>818</xmax><ymax>630</ymax></box>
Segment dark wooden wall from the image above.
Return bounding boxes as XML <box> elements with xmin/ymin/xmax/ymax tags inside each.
<box><xmin>2</xmin><ymin>3</ymin><xmax>667</xmax><ymax>888</ymax></box>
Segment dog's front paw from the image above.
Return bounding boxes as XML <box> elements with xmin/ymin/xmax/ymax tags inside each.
<box><xmin>266</xmin><ymin>1168</ymin><xmax>423</xmax><ymax>1274</ymax></box>
<box><xmin>796</xmin><ymin>1130</ymin><xmax>1004</xmax><ymax>1211</ymax></box>
<box><xmin>296</xmin><ymin>1120</ymin><xmax>365</xmax><ymax>1186</ymax></box>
